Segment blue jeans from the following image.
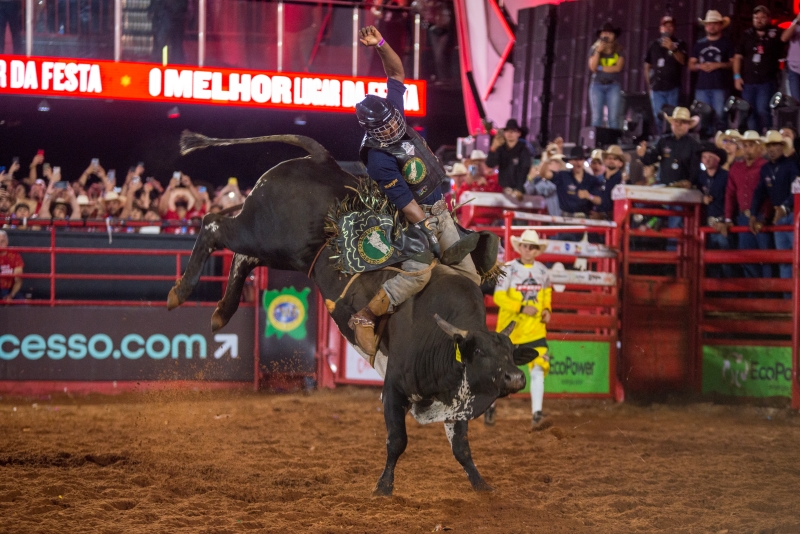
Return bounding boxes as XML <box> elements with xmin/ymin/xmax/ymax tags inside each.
<box><xmin>742</xmin><ymin>81</ymin><xmax>777</xmax><ymax>133</ymax></box>
<box><xmin>787</xmin><ymin>68</ymin><xmax>800</xmax><ymax>101</ymax></box>
<box><xmin>706</xmin><ymin>230</ymin><xmax>734</xmax><ymax>279</ymax></box>
<box><xmin>650</xmin><ymin>87</ymin><xmax>680</xmax><ymax>134</ymax></box>
<box><xmin>590</xmin><ymin>82</ymin><xmax>621</xmax><ymax>129</ymax></box>
<box><xmin>774</xmin><ymin>214</ymin><xmax>793</xmax><ymax>281</ymax></box>
<box><xmin>694</xmin><ymin>88</ymin><xmax>727</xmax><ymax>133</ymax></box>
<box><xmin>737</xmin><ymin>213</ymin><xmax>773</xmax><ymax>278</ymax></box>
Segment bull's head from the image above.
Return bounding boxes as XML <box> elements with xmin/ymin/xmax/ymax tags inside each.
<box><xmin>434</xmin><ymin>314</ymin><xmax>527</xmax><ymax>397</ymax></box>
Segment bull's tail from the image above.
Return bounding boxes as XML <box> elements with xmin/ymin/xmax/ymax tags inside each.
<box><xmin>180</xmin><ymin>130</ymin><xmax>332</xmax><ymax>164</ymax></box>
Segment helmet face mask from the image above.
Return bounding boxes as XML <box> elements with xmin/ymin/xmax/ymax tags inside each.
<box><xmin>356</xmin><ymin>95</ymin><xmax>407</xmax><ymax>144</ymax></box>
<box><xmin>368</xmin><ymin>107</ymin><xmax>406</xmax><ymax>144</ymax></box>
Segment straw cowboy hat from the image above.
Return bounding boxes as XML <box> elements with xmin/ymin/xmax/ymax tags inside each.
<box><xmin>76</xmin><ymin>194</ymin><xmax>92</xmax><ymax>206</ymax></box>
<box><xmin>602</xmin><ymin>144</ymin><xmax>628</xmax><ymax>162</ymax></box>
<box><xmin>102</xmin><ymin>191</ymin><xmax>126</xmax><ymax>203</ymax></box>
<box><xmin>698</xmin><ymin>10</ymin><xmax>730</xmax><ymax>28</ymax></box>
<box><xmin>762</xmin><ymin>130</ymin><xmax>791</xmax><ymax>147</ymax></box>
<box><xmin>469</xmin><ymin>149</ymin><xmax>488</xmax><ymax>160</ymax></box>
<box><xmin>665</xmin><ymin>107</ymin><xmax>700</xmax><ymax>129</ymax></box>
<box><xmin>446</xmin><ymin>162</ymin><xmax>468</xmax><ymax>176</ymax></box>
<box><xmin>589</xmin><ymin>149</ymin><xmax>604</xmax><ymax>162</ymax></box>
<box><xmin>740</xmin><ymin>130</ymin><xmax>763</xmax><ymax>143</ymax></box>
<box><xmin>715</xmin><ymin>129</ymin><xmax>743</xmax><ymax>148</ymax></box>
<box><xmin>510</xmin><ymin>229</ymin><xmax>547</xmax><ymax>254</ymax></box>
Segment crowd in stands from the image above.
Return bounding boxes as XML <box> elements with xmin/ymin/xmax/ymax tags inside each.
<box><xmin>0</xmin><ymin>154</ymin><xmax>249</xmax><ymax>233</ymax></box>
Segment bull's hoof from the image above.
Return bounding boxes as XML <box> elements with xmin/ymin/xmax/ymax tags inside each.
<box><xmin>471</xmin><ymin>480</ymin><xmax>494</xmax><ymax>493</ymax></box>
<box><xmin>211</xmin><ymin>308</ymin><xmax>228</xmax><ymax>333</ymax></box>
<box><xmin>167</xmin><ymin>286</ymin><xmax>183</xmax><ymax>311</ymax></box>
<box><xmin>371</xmin><ymin>483</ymin><xmax>393</xmax><ymax>497</ymax></box>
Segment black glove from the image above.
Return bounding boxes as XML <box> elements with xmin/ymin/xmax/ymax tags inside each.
<box><xmin>415</xmin><ymin>217</ymin><xmax>440</xmax><ymax>258</ymax></box>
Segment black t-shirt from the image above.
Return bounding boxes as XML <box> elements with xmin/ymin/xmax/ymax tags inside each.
<box><xmin>735</xmin><ymin>26</ymin><xmax>785</xmax><ymax>85</ymax></box>
<box><xmin>549</xmin><ymin>171</ymin><xmax>601</xmax><ymax>214</ymax></box>
<box><xmin>691</xmin><ymin>36</ymin><xmax>735</xmax><ymax>90</ymax></box>
<box><xmin>645</xmin><ymin>38</ymin><xmax>686</xmax><ymax>91</ymax></box>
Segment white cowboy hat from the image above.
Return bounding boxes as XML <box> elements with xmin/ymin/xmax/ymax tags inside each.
<box><xmin>510</xmin><ymin>229</ymin><xmax>547</xmax><ymax>254</ymax></box>
<box><xmin>762</xmin><ymin>130</ymin><xmax>791</xmax><ymax>147</ymax></box>
<box><xmin>665</xmin><ymin>107</ymin><xmax>700</xmax><ymax>129</ymax></box>
<box><xmin>76</xmin><ymin>194</ymin><xmax>92</xmax><ymax>206</ymax></box>
<box><xmin>698</xmin><ymin>10</ymin><xmax>730</xmax><ymax>28</ymax></box>
<box><xmin>469</xmin><ymin>149</ymin><xmax>488</xmax><ymax>160</ymax></box>
<box><xmin>589</xmin><ymin>149</ymin><xmax>604</xmax><ymax>162</ymax></box>
<box><xmin>740</xmin><ymin>130</ymin><xmax>763</xmax><ymax>143</ymax></box>
<box><xmin>447</xmin><ymin>162</ymin><xmax>468</xmax><ymax>176</ymax></box>
<box><xmin>715</xmin><ymin>129</ymin><xmax>743</xmax><ymax>148</ymax></box>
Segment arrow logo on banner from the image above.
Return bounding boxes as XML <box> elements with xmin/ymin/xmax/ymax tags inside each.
<box><xmin>213</xmin><ymin>334</ymin><xmax>238</xmax><ymax>359</ymax></box>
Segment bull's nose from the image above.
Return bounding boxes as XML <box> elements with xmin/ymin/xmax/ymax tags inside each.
<box><xmin>503</xmin><ymin>370</ymin><xmax>526</xmax><ymax>392</ymax></box>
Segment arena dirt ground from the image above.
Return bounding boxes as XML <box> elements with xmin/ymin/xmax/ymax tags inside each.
<box><xmin>1</xmin><ymin>387</ymin><xmax>799</xmax><ymax>533</ymax></box>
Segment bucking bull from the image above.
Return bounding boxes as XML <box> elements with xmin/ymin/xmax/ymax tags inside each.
<box><xmin>168</xmin><ymin>132</ymin><xmax>529</xmax><ymax>495</ymax></box>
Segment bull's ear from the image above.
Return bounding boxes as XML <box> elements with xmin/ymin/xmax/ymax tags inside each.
<box><xmin>434</xmin><ymin>314</ymin><xmax>469</xmax><ymax>339</ymax></box>
<box><xmin>512</xmin><ymin>347</ymin><xmax>538</xmax><ymax>366</ymax></box>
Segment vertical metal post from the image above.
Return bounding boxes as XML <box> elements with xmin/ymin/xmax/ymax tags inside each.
<box><xmin>351</xmin><ymin>6</ymin><xmax>359</xmax><ymax>77</ymax></box>
<box><xmin>25</xmin><ymin>0</ymin><xmax>33</xmax><ymax>56</ymax></box>
<box><xmin>277</xmin><ymin>1</ymin><xmax>284</xmax><ymax>72</ymax></box>
<box><xmin>113</xmin><ymin>0</ymin><xmax>121</xmax><ymax>61</ymax></box>
<box><xmin>413</xmin><ymin>13</ymin><xmax>420</xmax><ymax>80</ymax></box>
<box><xmin>198</xmin><ymin>0</ymin><xmax>206</xmax><ymax>66</ymax></box>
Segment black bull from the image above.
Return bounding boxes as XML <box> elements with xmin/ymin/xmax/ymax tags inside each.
<box><xmin>168</xmin><ymin>132</ymin><xmax>528</xmax><ymax>495</ymax></box>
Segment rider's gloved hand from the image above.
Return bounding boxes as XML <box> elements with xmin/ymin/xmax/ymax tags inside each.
<box><xmin>415</xmin><ymin>217</ymin><xmax>440</xmax><ymax>258</ymax></box>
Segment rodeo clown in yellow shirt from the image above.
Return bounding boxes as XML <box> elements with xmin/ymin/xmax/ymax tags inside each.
<box><xmin>486</xmin><ymin>229</ymin><xmax>552</xmax><ymax>429</ymax></box>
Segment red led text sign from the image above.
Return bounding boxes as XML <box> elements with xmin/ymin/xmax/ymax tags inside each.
<box><xmin>0</xmin><ymin>55</ymin><xmax>426</xmax><ymax>116</ymax></box>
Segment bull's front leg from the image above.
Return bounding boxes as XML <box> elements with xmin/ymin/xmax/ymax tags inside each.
<box><xmin>444</xmin><ymin>420</ymin><xmax>492</xmax><ymax>492</ymax></box>
<box><xmin>373</xmin><ymin>386</ymin><xmax>409</xmax><ymax>497</ymax></box>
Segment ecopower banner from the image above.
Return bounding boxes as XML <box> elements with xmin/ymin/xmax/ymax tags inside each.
<box><xmin>702</xmin><ymin>345</ymin><xmax>792</xmax><ymax>398</ymax></box>
<box><xmin>0</xmin><ymin>306</ymin><xmax>254</xmax><ymax>381</ymax></box>
<box><xmin>517</xmin><ymin>340</ymin><xmax>610</xmax><ymax>395</ymax></box>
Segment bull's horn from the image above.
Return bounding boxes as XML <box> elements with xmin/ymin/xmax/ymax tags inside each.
<box><xmin>434</xmin><ymin>314</ymin><xmax>469</xmax><ymax>339</ymax></box>
<box><xmin>500</xmin><ymin>321</ymin><xmax>516</xmax><ymax>337</ymax></box>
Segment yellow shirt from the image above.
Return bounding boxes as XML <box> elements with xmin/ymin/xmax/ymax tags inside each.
<box><xmin>493</xmin><ymin>259</ymin><xmax>552</xmax><ymax>345</ymax></box>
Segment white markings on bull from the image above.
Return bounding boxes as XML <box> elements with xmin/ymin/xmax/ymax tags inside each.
<box><xmin>410</xmin><ymin>369</ymin><xmax>474</xmax><ymax>424</ymax></box>
<box><xmin>444</xmin><ymin>422</ymin><xmax>455</xmax><ymax>445</ymax></box>
<box><xmin>205</xmin><ymin>221</ymin><xmax>219</xmax><ymax>233</ymax></box>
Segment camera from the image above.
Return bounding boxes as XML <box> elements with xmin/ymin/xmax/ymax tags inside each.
<box><xmin>91</xmin><ymin>158</ymin><xmax>99</xmax><ymax>168</ymax></box>
<box><xmin>173</xmin><ymin>171</ymin><xmax>181</xmax><ymax>180</ymax></box>
<box><xmin>54</xmin><ymin>181</ymin><xmax>68</xmax><ymax>190</ymax></box>
<box><xmin>131</xmin><ymin>176</ymin><xmax>140</xmax><ymax>183</ymax></box>
<box><xmin>53</xmin><ymin>166</ymin><xmax>61</xmax><ymax>174</ymax></box>
<box><xmin>600</xmin><ymin>36</ymin><xmax>610</xmax><ymax>43</ymax></box>
<box><xmin>108</xmin><ymin>169</ymin><xmax>115</xmax><ymax>181</ymax></box>
<box><xmin>197</xmin><ymin>186</ymin><xmax>207</xmax><ymax>193</ymax></box>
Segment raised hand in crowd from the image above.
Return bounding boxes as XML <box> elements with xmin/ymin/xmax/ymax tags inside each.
<box><xmin>27</xmin><ymin>151</ymin><xmax>44</xmax><ymax>185</ymax></box>
<box><xmin>636</xmin><ymin>141</ymin><xmax>648</xmax><ymax>158</ymax></box>
<box><xmin>8</xmin><ymin>159</ymin><xmax>20</xmax><ymax>179</ymax></box>
<box><xmin>490</xmin><ymin>130</ymin><xmax>506</xmax><ymax>151</ymax></box>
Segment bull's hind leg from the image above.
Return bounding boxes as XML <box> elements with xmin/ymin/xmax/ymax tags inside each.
<box><xmin>211</xmin><ymin>254</ymin><xmax>261</xmax><ymax>333</ymax></box>
<box><xmin>373</xmin><ymin>387</ymin><xmax>409</xmax><ymax>497</ymax></box>
<box><xmin>168</xmin><ymin>213</ymin><xmax>237</xmax><ymax>310</ymax></box>
<box><xmin>444</xmin><ymin>420</ymin><xmax>493</xmax><ymax>492</ymax></box>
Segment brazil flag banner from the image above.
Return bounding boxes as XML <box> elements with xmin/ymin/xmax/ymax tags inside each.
<box><xmin>262</xmin><ymin>286</ymin><xmax>310</xmax><ymax>340</ymax></box>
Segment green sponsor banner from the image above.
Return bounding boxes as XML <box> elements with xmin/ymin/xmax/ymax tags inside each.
<box><xmin>517</xmin><ymin>340</ymin><xmax>609</xmax><ymax>394</ymax></box>
<box><xmin>702</xmin><ymin>345</ymin><xmax>792</xmax><ymax>398</ymax></box>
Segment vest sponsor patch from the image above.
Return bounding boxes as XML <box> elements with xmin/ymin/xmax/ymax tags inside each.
<box><xmin>401</xmin><ymin>141</ymin><xmax>415</xmax><ymax>155</ymax></box>
<box><xmin>402</xmin><ymin>157</ymin><xmax>427</xmax><ymax>185</ymax></box>
<box><xmin>357</xmin><ymin>226</ymin><xmax>394</xmax><ymax>265</ymax></box>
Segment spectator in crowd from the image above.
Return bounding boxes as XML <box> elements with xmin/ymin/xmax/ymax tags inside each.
<box><xmin>464</xmin><ymin>150</ymin><xmax>501</xmax><ymax>194</ymax></box>
<box><xmin>526</xmin><ymin>146</ymin><xmax>563</xmax><ymax>217</ymax></box>
<box><xmin>39</xmin><ymin>178</ymin><xmax>81</xmax><ymax>220</ymax></box>
<box><xmin>715</xmin><ymin>129</ymin><xmax>743</xmax><ymax>170</ymax></box>
<box><xmin>486</xmin><ymin>119</ymin><xmax>532</xmax><ymax>199</ymax></box>
<box><xmin>588</xmin><ymin>22</ymin><xmax>625</xmax><ymax>130</ymax></box>
<box><xmin>0</xmin><ymin>230</ymin><xmax>23</xmax><ymax>300</ymax></box>
<box><xmin>12</xmin><ymin>203</ymin><xmax>30</xmax><ymax>219</ymax></box>
<box><xmin>697</xmin><ymin>142</ymin><xmax>732</xmax><ymax>278</ymax></box>
<box><xmin>722</xmin><ymin>130</ymin><xmax>770</xmax><ymax>278</ymax></box>
<box><xmin>780</xmin><ymin>126</ymin><xmax>800</xmax><ymax>168</ymax></box>
<box><xmin>445</xmin><ymin>162</ymin><xmax>468</xmax><ymax>203</ymax></box>
<box><xmin>539</xmin><ymin>145</ymin><xmax>601</xmax><ymax>217</ymax></box>
<box><xmin>690</xmin><ymin>11</ymin><xmax>734</xmax><ymax>134</ymax></box>
<box><xmin>0</xmin><ymin>188</ymin><xmax>11</xmax><ymax>216</ymax></box>
<box><xmin>150</xmin><ymin>0</ymin><xmax>188</xmax><ymax>64</ymax></box>
<box><xmin>76</xmin><ymin>195</ymin><xmax>96</xmax><ymax>219</ymax></box>
<box><xmin>100</xmin><ymin>191</ymin><xmax>125</xmax><ymax>218</ymax></box>
<box><xmin>644</xmin><ymin>15</ymin><xmax>687</xmax><ymax>134</ymax></box>
<box><xmin>637</xmin><ymin>107</ymin><xmax>701</xmax><ymax>187</ymax></box>
<box><xmin>781</xmin><ymin>11</ymin><xmax>800</xmax><ymax>99</ymax></box>
<box><xmin>733</xmin><ymin>6</ymin><xmax>784</xmax><ymax>133</ymax></box>
<box><xmin>418</xmin><ymin>0</ymin><xmax>454</xmax><ymax>83</ymax></box>
<box><xmin>750</xmin><ymin>130</ymin><xmax>798</xmax><ymax>284</ymax></box>
<box><xmin>592</xmin><ymin>145</ymin><xmax>627</xmax><ymax>220</ymax></box>
<box><xmin>588</xmin><ymin>149</ymin><xmax>605</xmax><ymax>177</ymax></box>
<box><xmin>0</xmin><ymin>0</ymin><xmax>23</xmax><ymax>54</ymax></box>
